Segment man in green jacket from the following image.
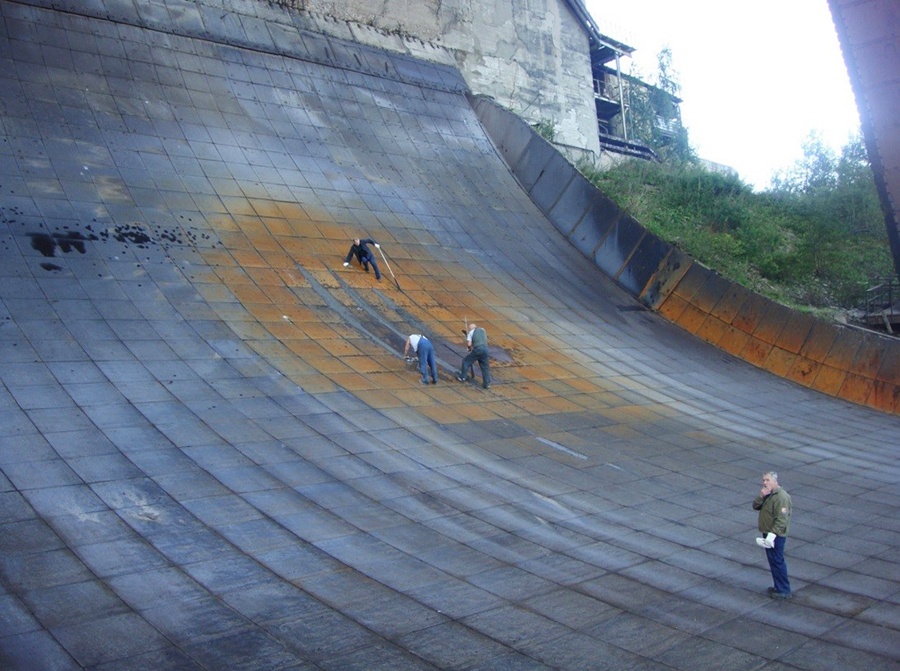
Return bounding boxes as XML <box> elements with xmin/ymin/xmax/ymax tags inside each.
<box><xmin>457</xmin><ymin>322</ymin><xmax>491</xmax><ymax>389</ymax></box>
<box><xmin>753</xmin><ymin>471</ymin><xmax>793</xmax><ymax>599</ymax></box>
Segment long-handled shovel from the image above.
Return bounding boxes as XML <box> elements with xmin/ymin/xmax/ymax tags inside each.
<box><xmin>377</xmin><ymin>245</ymin><xmax>402</xmax><ymax>291</ymax></box>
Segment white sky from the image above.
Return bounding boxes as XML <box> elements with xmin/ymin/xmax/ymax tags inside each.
<box><xmin>583</xmin><ymin>0</ymin><xmax>862</xmax><ymax>190</ymax></box>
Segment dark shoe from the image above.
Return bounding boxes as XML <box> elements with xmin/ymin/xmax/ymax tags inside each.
<box><xmin>456</xmin><ymin>375</ymin><xmax>466</xmax><ymax>382</ymax></box>
<box><xmin>431</xmin><ymin>379</ymin><xmax>437</xmax><ymax>384</ymax></box>
<box><xmin>766</xmin><ymin>587</ymin><xmax>776</xmax><ymax>595</ymax></box>
<box><xmin>769</xmin><ymin>590</ymin><xmax>792</xmax><ymax>600</ymax></box>
<box><xmin>483</xmin><ymin>384</ymin><xmax>490</xmax><ymax>389</ymax></box>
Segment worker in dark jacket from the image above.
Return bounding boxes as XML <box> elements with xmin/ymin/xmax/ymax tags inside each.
<box><xmin>753</xmin><ymin>471</ymin><xmax>793</xmax><ymax>599</ymax></box>
<box><xmin>343</xmin><ymin>238</ymin><xmax>381</xmax><ymax>280</ymax></box>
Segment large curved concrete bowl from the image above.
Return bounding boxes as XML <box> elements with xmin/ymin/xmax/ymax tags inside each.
<box><xmin>1</xmin><ymin>2</ymin><xmax>898</xmax><ymax>669</ymax></box>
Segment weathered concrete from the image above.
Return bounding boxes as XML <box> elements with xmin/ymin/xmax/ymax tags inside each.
<box><xmin>1</xmin><ymin>1</ymin><xmax>898</xmax><ymax>670</ymax></box>
<box><xmin>296</xmin><ymin>0</ymin><xmax>603</xmax><ymax>157</ymax></box>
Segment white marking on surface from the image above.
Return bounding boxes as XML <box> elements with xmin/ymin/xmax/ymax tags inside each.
<box><xmin>536</xmin><ymin>436</ymin><xmax>587</xmax><ymax>460</ymax></box>
<box><xmin>530</xmin><ymin>493</ymin><xmax>574</xmax><ymax>516</ymax></box>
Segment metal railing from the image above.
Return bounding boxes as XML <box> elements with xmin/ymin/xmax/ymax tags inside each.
<box><xmin>864</xmin><ymin>276</ymin><xmax>900</xmax><ymax>333</ymax></box>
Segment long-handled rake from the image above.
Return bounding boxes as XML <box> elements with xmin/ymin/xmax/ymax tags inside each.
<box><xmin>377</xmin><ymin>245</ymin><xmax>402</xmax><ymax>291</ymax></box>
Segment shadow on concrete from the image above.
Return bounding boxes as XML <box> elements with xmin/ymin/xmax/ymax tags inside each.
<box><xmin>1</xmin><ymin>1</ymin><xmax>898</xmax><ymax>669</ymax></box>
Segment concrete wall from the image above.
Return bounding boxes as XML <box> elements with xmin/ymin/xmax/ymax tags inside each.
<box><xmin>289</xmin><ymin>0</ymin><xmax>602</xmax><ymax>157</ymax></box>
<box><xmin>474</xmin><ymin>95</ymin><xmax>900</xmax><ymax>415</ymax></box>
<box><xmin>828</xmin><ymin>0</ymin><xmax>900</xmax><ymax>280</ymax></box>
<box><xmin>656</xmin><ymin>264</ymin><xmax>900</xmax><ymax>414</ymax></box>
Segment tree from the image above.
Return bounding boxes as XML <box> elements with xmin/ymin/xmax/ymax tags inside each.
<box><xmin>833</xmin><ymin>134</ymin><xmax>882</xmax><ymax>236</ymax></box>
<box><xmin>769</xmin><ymin>131</ymin><xmax>837</xmax><ymax>194</ymax></box>
<box><xmin>626</xmin><ymin>48</ymin><xmax>694</xmax><ymax>164</ymax></box>
<box><xmin>767</xmin><ymin>131</ymin><xmax>889</xmax><ymax>303</ymax></box>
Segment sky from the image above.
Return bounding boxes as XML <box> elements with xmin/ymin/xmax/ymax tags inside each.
<box><xmin>582</xmin><ymin>0</ymin><xmax>862</xmax><ymax>190</ymax></box>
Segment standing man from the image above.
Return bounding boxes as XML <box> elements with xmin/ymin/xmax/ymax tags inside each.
<box><xmin>343</xmin><ymin>238</ymin><xmax>381</xmax><ymax>280</ymax></box>
<box><xmin>753</xmin><ymin>471</ymin><xmax>793</xmax><ymax>599</ymax></box>
<box><xmin>456</xmin><ymin>322</ymin><xmax>491</xmax><ymax>389</ymax></box>
<box><xmin>404</xmin><ymin>334</ymin><xmax>437</xmax><ymax>384</ymax></box>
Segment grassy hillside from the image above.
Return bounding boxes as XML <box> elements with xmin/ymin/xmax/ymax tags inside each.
<box><xmin>580</xmin><ymin>136</ymin><xmax>892</xmax><ymax>319</ymax></box>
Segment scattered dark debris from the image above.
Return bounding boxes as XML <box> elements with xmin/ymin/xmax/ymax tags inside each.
<box><xmin>28</xmin><ymin>231</ymin><xmax>96</xmax><ymax>256</ymax></box>
<box><xmin>104</xmin><ymin>223</ymin><xmax>152</xmax><ymax>246</ymax></box>
<box><xmin>10</xmin><ymin>217</ymin><xmax>219</xmax><ymax>272</ymax></box>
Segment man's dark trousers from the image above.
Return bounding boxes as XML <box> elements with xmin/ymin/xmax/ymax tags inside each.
<box><xmin>361</xmin><ymin>251</ymin><xmax>381</xmax><ymax>279</ymax></box>
<box><xmin>418</xmin><ymin>338</ymin><xmax>437</xmax><ymax>383</ymax></box>
<box><xmin>461</xmin><ymin>345</ymin><xmax>490</xmax><ymax>388</ymax></box>
<box><xmin>766</xmin><ymin>536</ymin><xmax>791</xmax><ymax>595</ymax></box>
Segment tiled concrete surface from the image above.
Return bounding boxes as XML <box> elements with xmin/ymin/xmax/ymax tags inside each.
<box><xmin>1</xmin><ymin>1</ymin><xmax>898</xmax><ymax>669</ymax></box>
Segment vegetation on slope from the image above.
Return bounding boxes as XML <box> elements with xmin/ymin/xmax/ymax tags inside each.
<box><xmin>581</xmin><ymin>132</ymin><xmax>892</xmax><ymax>318</ymax></box>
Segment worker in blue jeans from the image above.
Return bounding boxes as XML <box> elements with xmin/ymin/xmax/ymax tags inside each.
<box><xmin>404</xmin><ymin>334</ymin><xmax>437</xmax><ymax>384</ymax></box>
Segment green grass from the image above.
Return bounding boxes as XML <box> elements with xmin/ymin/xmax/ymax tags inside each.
<box><xmin>580</xmin><ymin>158</ymin><xmax>892</xmax><ymax>316</ymax></box>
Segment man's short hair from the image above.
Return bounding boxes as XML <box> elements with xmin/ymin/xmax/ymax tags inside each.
<box><xmin>764</xmin><ymin>470</ymin><xmax>778</xmax><ymax>481</ymax></box>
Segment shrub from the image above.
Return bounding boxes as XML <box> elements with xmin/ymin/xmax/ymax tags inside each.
<box><xmin>587</xmin><ymin>137</ymin><xmax>892</xmax><ymax>315</ymax></box>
